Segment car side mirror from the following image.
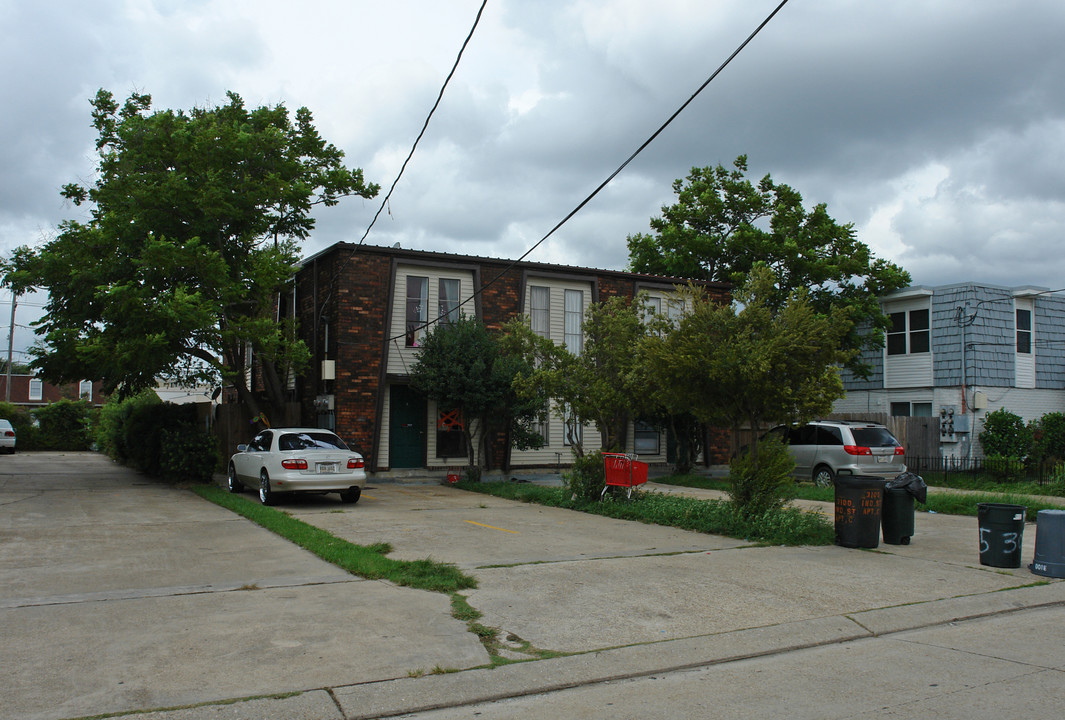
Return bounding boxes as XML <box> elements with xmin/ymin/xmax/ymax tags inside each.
<box><xmin>236</xmin><ymin>444</ymin><xmax>248</xmax><ymax>452</ymax></box>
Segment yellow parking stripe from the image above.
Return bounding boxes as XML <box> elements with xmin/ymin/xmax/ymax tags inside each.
<box><xmin>464</xmin><ymin>520</ymin><xmax>519</xmax><ymax>534</ymax></box>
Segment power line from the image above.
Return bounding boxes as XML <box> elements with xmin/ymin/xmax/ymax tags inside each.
<box><xmin>316</xmin><ymin>0</ymin><xmax>488</xmax><ymax>326</ymax></box>
<box><xmin>382</xmin><ymin>0</ymin><xmax>792</xmax><ymax>344</ymax></box>
<box><xmin>356</xmin><ymin>0</ymin><xmax>488</xmax><ymax>247</ymax></box>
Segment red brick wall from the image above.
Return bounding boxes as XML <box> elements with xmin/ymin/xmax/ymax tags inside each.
<box><xmin>294</xmin><ymin>244</ymin><xmax>734</xmax><ymax>470</ymax></box>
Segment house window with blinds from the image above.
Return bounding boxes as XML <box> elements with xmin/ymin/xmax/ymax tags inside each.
<box><xmin>564</xmin><ymin>289</ymin><xmax>583</xmax><ymax>354</ymax></box>
<box><xmin>439</xmin><ymin>278</ymin><xmax>461</xmax><ymax>326</ymax></box>
<box><xmin>406</xmin><ymin>276</ymin><xmax>429</xmax><ymax>346</ymax></box>
<box><xmin>530</xmin><ymin>286</ymin><xmax>550</xmax><ymax>338</ymax></box>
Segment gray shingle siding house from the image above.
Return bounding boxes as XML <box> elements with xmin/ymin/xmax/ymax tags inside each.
<box><xmin>834</xmin><ymin>283</ymin><xmax>1065</xmax><ymax>460</ymax></box>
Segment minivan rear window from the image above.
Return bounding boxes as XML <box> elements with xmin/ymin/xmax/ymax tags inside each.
<box><xmin>850</xmin><ymin>427</ymin><xmax>899</xmax><ymax>447</ymax></box>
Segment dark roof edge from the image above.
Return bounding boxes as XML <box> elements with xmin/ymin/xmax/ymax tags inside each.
<box><xmin>300</xmin><ymin>242</ymin><xmax>730</xmax><ymax>290</ymax></box>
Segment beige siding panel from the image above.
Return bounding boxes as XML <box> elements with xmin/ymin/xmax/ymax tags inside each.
<box><xmin>885</xmin><ymin>354</ymin><xmax>933</xmax><ymax>388</ymax></box>
<box><xmin>378</xmin><ymin>387</ymin><xmax>392</xmax><ymax>467</ymax></box>
<box><xmin>388</xmin><ymin>265</ymin><xmax>476</xmax><ymax>377</ymax></box>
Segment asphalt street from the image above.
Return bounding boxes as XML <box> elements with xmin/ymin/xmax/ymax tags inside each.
<box><xmin>1</xmin><ymin>452</ymin><xmax>1063</xmax><ymax>719</ymax></box>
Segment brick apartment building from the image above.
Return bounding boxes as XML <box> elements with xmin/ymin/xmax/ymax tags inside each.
<box><xmin>286</xmin><ymin>242</ymin><xmax>730</xmax><ymax>474</ymax></box>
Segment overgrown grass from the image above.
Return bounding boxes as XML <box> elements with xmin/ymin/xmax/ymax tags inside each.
<box><xmin>654</xmin><ymin>473</ymin><xmax>1065</xmax><ymax>517</ymax></box>
<box><xmin>456</xmin><ymin>481</ymin><xmax>834</xmax><ymax>546</ymax></box>
<box><xmin>192</xmin><ymin>485</ymin><xmax>476</xmax><ymax>592</ymax></box>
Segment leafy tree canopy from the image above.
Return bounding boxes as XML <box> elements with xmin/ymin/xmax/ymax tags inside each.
<box><xmin>3</xmin><ymin>89</ymin><xmax>378</xmax><ymax>412</ymax></box>
<box><xmin>639</xmin><ymin>267</ymin><xmax>852</xmax><ymax>461</ymax></box>
<box><xmin>627</xmin><ymin>156</ymin><xmax>910</xmax><ymax>371</ymax></box>
<box><xmin>410</xmin><ymin>315</ymin><xmax>545</xmax><ymax>469</ymax></box>
<box><xmin>507</xmin><ymin>295</ymin><xmax>651</xmax><ymax>456</ymax></box>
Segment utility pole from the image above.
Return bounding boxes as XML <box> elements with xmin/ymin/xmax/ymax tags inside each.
<box><xmin>5</xmin><ymin>293</ymin><xmax>15</xmax><ymax>402</ymax></box>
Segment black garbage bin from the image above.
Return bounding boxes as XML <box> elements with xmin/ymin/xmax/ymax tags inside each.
<box><xmin>882</xmin><ymin>487</ymin><xmax>915</xmax><ymax>545</ymax></box>
<box><xmin>977</xmin><ymin>502</ymin><xmax>1026</xmax><ymax>568</ymax></box>
<box><xmin>881</xmin><ymin>472</ymin><xmax>926</xmax><ymax>545</ymax></box>
<box><xmin>834</xmin><ymin>475</ymin><xmax>886</xmax><ymax>548</ymax></box>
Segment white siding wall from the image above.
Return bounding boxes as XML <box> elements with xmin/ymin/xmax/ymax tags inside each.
<box><xmin>884</xmin><ymin>297</ymin><xmax>933</xmax><ymax>389</ymax></box>
<box><xmin>511</xmin><ymin>277</ymin><xmax>602</xmax><ymax>465</ymax></box>
<box><xmin>387</xmin><ymin>265</ymin><xmax>476</xmax><ymax>376</ymax></box>
<box><xmin>1016</xmin><ymin>297</ymin><xmax>1036</xmax><ymax>389</ymax></box>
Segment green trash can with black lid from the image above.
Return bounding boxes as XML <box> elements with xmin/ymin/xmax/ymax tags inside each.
<box><xmin>977</xmin><ymin>502</ymin><xmax>1026</xmax><ymax>568</ymax></box>
<box><xmin>834</xmin><ymin>475</ymin><xmax>886</xmax><ymax>548</ymax></box>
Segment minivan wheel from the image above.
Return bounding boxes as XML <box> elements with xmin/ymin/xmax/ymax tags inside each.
<box><xmin>813</xmin><ymin>465</ymin><xmax>835</xmax><ymax>488</ymax></box>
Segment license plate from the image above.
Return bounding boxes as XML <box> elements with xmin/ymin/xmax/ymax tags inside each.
<box><xmin>317</xmin><ymin>462</ymin><xmax>339</xmax><ymax>473</ymax></box>
<box><xmin>876</xmin><ymin>455</ymin><xmax>891</xmax><ymax>463</ymax></box>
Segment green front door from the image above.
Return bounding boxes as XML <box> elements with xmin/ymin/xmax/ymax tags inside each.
<box><xmin>389</xmin><ymin>384</ymin><xmax>426</xmax><ymax>468</ymax></box>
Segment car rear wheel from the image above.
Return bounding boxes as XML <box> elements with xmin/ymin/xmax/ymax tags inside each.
<box><xmin>813</xmin><ymin>465</ymin><xmax>835</xmax><ymax>488</ymax></box>
<box><xmin>227</xmin><ymin>464</ymin><xmax>244</xmax><ymax>493</ymax></box>
<box><xmin>339</xmin><ymin>487</ymin><xmax>361</xmax><ymax>504</ymax></box>
<box><xmin>259</xmin><ymin>470</ymin><xmax>277</xmax><ymax>506</ymax></box>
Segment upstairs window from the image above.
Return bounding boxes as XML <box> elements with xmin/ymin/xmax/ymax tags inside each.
<box><xmin>887</xmin><ymin>309</ymin><xmax>929</xmax><ymax>355</ymax></box>
<box><xmin>439</xmin><ymin>279</ymin><xmax>461</xmax><ymax>326</ymax></box>
<box><xmin>1017</xmin><ymin>309</ymin><xmax>1032</xmax><ymax>354</ymax></box>
<box><xmin>530</xmin><ymin>286</ymin><xmax>550</xmax><ymax>338</ymax></box>
<box><xmin>79</xmin><ymin>380</ymin><xmax>93</xmax><ymax>400</ymax></box>
<box><xmin>406</xmin><ymin>276</ymin><xmax>428</xmax><ymax>346</ymax></box>
<box><xmin>564</xmin><ymin>289</ymin><xmax>583</xmax><ymax>354</ymax></box>
<box><xmin>28</xmin><ymin>378</ymin><xmax>43</xmax><ymax>401</ymax></box>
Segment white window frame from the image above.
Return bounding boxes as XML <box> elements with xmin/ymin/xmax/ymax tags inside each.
<box><xmin>79</xmin><ymin>380</ymin><xmax>93</xmax><ymax>400</ymax></box>
<box><xmin>406</xmin><ymin>276</ymin><xmax>429</xmax><ymax>347</ymax></box>
<box><xmin>564</xmin><ymin>289</ymin><xmax>583</xmax><ymax>354</ymax></box>
<box><xmin>439</xmin><ymin>278</ymin><xmax>461</xmax><ymax>326</ymax></box>
<box><xmin>28</xmin><ymin>378</ymin><xmax>43</xmax><ymax>401</ymax></box>
<box><xmin>530</xmin><ymin>285</ymin><xmax>550</xmax><ymax>338</ymax></box>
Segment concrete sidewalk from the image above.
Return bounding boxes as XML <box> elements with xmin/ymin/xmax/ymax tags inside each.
<box><xmin>2</xmin><ymin>455</ymin><xmax>1063</xmax><ymax>719</ymax></box>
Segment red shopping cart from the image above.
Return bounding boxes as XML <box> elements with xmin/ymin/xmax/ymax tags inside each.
<box><xmin>602</xmin><ymin>453</ymin><xmax>648</xmax><ymax>499</ymax></box>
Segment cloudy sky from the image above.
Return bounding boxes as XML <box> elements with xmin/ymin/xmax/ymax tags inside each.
<box><xmin>3</xmin><ymin>0</ymin><xmax>1065</xmax><ymax>357</ymax></box>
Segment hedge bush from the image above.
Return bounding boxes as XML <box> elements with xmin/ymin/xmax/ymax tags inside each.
<box><xmin>96</xmin><ymin>390</ymin><xmax>218</xmax><ymax>481</ymax></box>
<box><xmin>0</xmin><ymin>399</ymin><xmax>95</xmax><ymax>451</ymax></box>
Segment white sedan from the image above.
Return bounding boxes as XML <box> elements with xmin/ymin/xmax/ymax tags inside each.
<box><xmin>228</xmin><ymin>428</ymin><xmax>367</xmax><ymax>506</ymax></box>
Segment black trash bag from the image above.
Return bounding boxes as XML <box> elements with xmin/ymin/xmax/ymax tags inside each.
<box><xmin>886</xmin><ymin>471</ymin><xmax>927</xmax><ymax>504</ymax></box>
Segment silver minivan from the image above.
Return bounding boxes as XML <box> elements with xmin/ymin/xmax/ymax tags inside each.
<box><xmin>769</xmin><ymin>420</ymin><xmax>906</xmax><ymax>487</ymax></box>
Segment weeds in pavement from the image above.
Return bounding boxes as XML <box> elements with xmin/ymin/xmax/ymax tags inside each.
<box><xmin>192</xmin><ymin>485</ymin><xmax>475</xmax><ymax>593</ymax></box>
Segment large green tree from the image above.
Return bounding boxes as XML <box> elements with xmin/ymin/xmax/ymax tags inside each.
<box><xmin>3</xmin><ymin>90</ymin><xmax>378</xmax><ymax>418</ymax></box>
<box><xmin>410</xmin><ymin>315</ymin><xmax>545</xmax><ymax>470</ymax></box>
<box><xmin>639</xmin><ymin>267</ymin><xmax>852</xmax><ymax>462</ymax></box>
<box><xmin>627</xmin><ymin>156</ymin><xmax>910</xmax><ymax>371</ymax></box>
<box><xmin>508</xmin><ymin>295</ymin><xmax>651</xmax><ymax>457</ymax></box>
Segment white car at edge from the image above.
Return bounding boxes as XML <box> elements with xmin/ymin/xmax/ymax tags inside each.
<box><xmin>228</xmin><ymin>427</ymin><xmax>367</xmax><ymax>506</ymax></box>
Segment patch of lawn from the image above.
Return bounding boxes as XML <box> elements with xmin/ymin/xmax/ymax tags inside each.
<box><xmin>456</xmin><ymin>481</ymin><xmax>834</xmax><ymax>546</ymax></box>
<box><xmin>192</xmin><ymin>485</ymin><xmax>476</xmax><ymax>592</ymax></box>
<box><xmin>653</xmin><ymin>474</ymin><xmax>1065</xmax><ymax>518</ymax></box>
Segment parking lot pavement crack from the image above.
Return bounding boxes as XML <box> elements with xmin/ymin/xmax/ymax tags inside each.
<box><xmin>0</xmin><ymin>490</ymin><xmax>44</xmax><ymax>506</ymax></box>
<box><xmin>1</xmin><ymin>575</ymin><xmax>360</xmax><ymax>608</ymax></box>
<box><xmin>474</xmin><ymin>547</ymin><xmax>758</xmax><ymax>570</ymax></box>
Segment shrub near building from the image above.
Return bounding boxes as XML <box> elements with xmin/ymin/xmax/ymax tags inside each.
<box><xmin>96</xmin><ymin>390</ymin><xmax>217</xmax><ymax>482</ymax></box>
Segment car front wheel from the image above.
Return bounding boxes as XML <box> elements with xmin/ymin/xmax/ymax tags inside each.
<box><xmin>227</xmin><ymin>464</ymin><xmax>244</xmax><ymax>493</ymax></box>
<box><xmin>339</xmin><ymin>487</ymin><xmax>361</xmax><ymax>504</ymax></box>
<box><xmin>259</xmin><ymin>471</ymin><xmax>277</xmax><ymax>506</ymax></box>
<box><xmin>813</xmin><ymin>465</ymin><xmax>835</xmax><ymax>488</ymax></box>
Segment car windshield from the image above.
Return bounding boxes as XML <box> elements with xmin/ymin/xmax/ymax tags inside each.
<box><xmin>851</xmin><ymin>427</ymin><xmax>899</xmax><ymax>448</ymax></box>
<box><xmin>278</xmin><ymin>432</ymin><xmax>348</xmax><ymax>451</ymax></box>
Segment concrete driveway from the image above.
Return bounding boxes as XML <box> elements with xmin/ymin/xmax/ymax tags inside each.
<box><xmin>0</xmin><ymin>453</ymin><xmax>484</xmax><ymax>720</ymax></box>
<box><xmin>3</xmin><ymin>454</ymin><xmax>1062</xmax><ymax>720</ymax></box>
